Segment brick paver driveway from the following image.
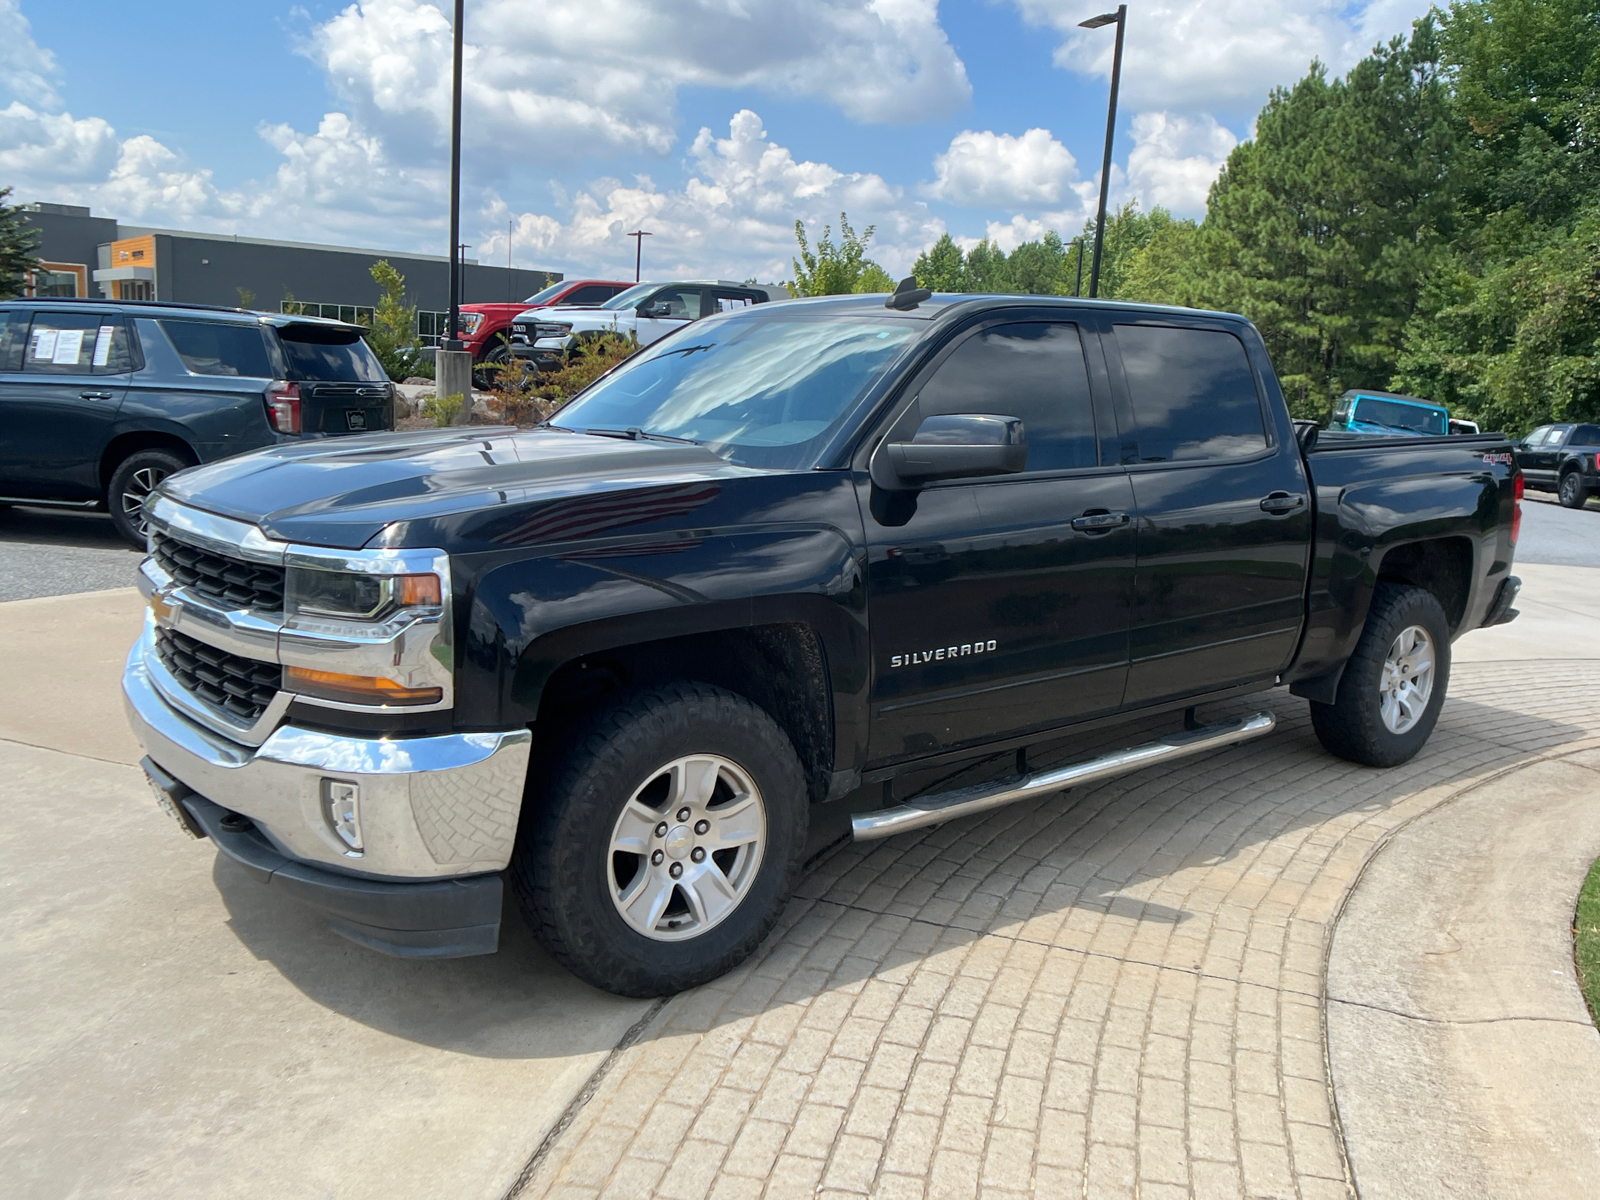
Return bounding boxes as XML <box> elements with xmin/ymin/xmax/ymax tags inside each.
<box><xmin>518</xmin><ymin>661</ymin><xmax>1600</xmax><ymax>1200</ymax></box>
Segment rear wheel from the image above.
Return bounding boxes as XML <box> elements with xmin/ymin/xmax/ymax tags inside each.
<box><xmin>1559</xmin><ymin>469</ymin><xmax>1589</xmax><ymax>509</ymax></box>
<box><xmin>1311</xmin><ymin>582</ymin><xmax>1451</xmax><ymax>767</ymax></box>
<box><xmin>512</xmin><ymin>682</ymin><xmax>808</xmax><ymax>996</ymax></box>
<box><xmin>108</xmin><ymin>449</ymin><xmax>188</xmax><ymax>548</ymax></box>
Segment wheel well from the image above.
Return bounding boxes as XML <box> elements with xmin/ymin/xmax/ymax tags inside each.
<box><xmin>1376</xmin><ymin>537</ymin><xmax>1473</xmax><ymax>632</ymax></box>
<box><xmin>535</xmin><ymin>623</ymin><xmax>835</xmax><ymax>803</ymax></box>
<box><xmin>98</xmin><ymin>432</ymin><xmax>198</xmax><ymax>493</ymax></box>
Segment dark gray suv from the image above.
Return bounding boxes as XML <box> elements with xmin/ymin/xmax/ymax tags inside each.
<box><xmin>0</xmin><ymin>299</ymin><xmax>395</xmax><ymax>546</ymax></box>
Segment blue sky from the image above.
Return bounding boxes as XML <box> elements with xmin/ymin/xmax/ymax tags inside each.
<box><xmin>2</xmin><ymin>0</ymin><xmax>1432</xmax><ymax>281</ymax></box>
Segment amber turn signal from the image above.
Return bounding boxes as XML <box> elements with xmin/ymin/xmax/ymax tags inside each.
<box><xmin>285</xmin><ymin>666</ymin><xmax>443</xmax><ymax>706</ymax></box>
<box><xmin>397</xmin><ymin>573</ymin><xmax>443</xmax><ymax>607</ymax></box>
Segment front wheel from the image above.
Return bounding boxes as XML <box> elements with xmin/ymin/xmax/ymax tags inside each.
<box><xmin>108</xmin><ymin>449</ymin><xmax>189</xmax><ymax>548</ymax></box>
<box><xmin>1311</xmin><ymin>582</ymin><xmax>1451</xmax><ymax>767</ymax></box>
<box><xmin>1559</xmin><ymin>470</ymin><xmax>1589</xmax><ymax>509</ymax></box>
<box><xmin>512</xmin><ymin>683</ymin><xmax>808</xmax><ymax>996</ymax></box>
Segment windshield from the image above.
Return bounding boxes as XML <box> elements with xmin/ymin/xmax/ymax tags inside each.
<box><xmin>550</xmin><ymin>311</ymin><xmax>920</xmax><ymax>468</ymax></box>
<box><xmin>1353</xmin><ymin>396</ymin><xmax>1446</xmax><ymax>436</ymax></box>
<box><xmin>521</xmin><ymin>281</ymin><xmax>568</xmax><ymax>305</ymax></box>
<box><xmin>601</xmin><ymin>283</ymin><xmax>660</xmax><ymax>311</ymax></box>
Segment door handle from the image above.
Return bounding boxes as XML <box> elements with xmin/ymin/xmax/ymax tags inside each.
<box><xmin>79</xmin><ymin>390</ymin><xmax>114</xmax><ymax>401</ymax></box>
<box><xmin>1071</xmin><ymin>510</ymin><xmax>1130</xmax><ymax>531</ymax></box>
<box><xmin>1259</xmin><ymin>491</ymin><xmax>1307</xmax><ymax>513</ymax></box>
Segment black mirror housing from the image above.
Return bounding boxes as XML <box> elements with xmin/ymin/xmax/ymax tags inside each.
<box><xmin>871</xmin><ymin>413</ymin><xmax>1027</xmax><ymax>490</ymax></box>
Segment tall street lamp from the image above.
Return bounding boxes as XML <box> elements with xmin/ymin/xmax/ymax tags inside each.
<box><xmin>1079</xmin><ymin>5</ymin><xmax>1126</xmax><ymax>300</ymax></box>
<box><xmin>445</xmin><ymin>0</ymin><xmax>465</xmax><ymax>350</ymax></box>
<box><xmin>627</xmin><ymin>229</ymin><xmax>652</xmax><ymax>283</ymax></box>
<box><xmin>440</xmin><ymin>0</ymin><xmax>473</xmax><ymax>423</ymax></box>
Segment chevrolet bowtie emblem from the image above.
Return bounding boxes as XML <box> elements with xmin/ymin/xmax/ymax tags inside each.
<box><xmin>149</xmin><ymin>591</ymin><xmax>178</xmax><ymax>625</ymax></box>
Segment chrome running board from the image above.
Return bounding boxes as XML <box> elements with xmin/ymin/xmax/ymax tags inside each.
<box><xmin>850</xmin><ymin>711</ymin><xmax>1276</xmax><ymax>841</ymax></box>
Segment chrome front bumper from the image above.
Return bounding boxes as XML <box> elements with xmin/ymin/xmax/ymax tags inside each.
<box><xmin>123</xmin><ymin>629</ymin><xmax>532</xmax><ymax>881</ymax></box>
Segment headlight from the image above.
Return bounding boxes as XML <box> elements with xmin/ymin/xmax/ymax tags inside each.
<box><xmin>286</xmin><ymin>567</ymin><xmax>441</xmax><ymax>620</ymax></box>
<box><xmin>461</xmin><ymin>312</ymin><xmax>484</xmax><ymax>334</ymax></box>
<box><xmin>535</xmin><ymin>321</ymin><xmax>573</xmax><ymax>339</ymax></box>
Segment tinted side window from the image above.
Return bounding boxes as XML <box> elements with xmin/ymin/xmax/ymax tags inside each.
<box><xmin>917</xmin><ymin>321</ymin><xmax>1096</xmax><ymax>472</ymax></box>
<box><xmin>563</xmin><ymin>285</ymin><xmax>615</xmax><ymax>305</ymax></box>
<box><xmin>160</xmin><ymin>319</ymin><xmax>273</xmax><ymax>377</ymax></box>
<box><xmin>274</xmin><ymin>324</ymin><xmax>387</xmax><ymax>382</ymax></box>
<box><xmin>1572</xmin><ymin>425</ymin><xmax>1600</xmax><ymax>445</ymax></box>
<box><xmin>1115</xmin><ymin>324</ymin><xmax>1267</xmax><ymax>462</ymax></box>
<box><xmin>648</xmin><ymin>288</ymin><xmax>705</xmax><ymax>320</ymax></box>
<box><xmin>0</xmin><ymin>310</ymin><xmax>17</xmax><ymax>371</ymax></box>
<box><xmin>23</xmin><ymin>312</ymin><xmax>134</xmax><ymax>375</ymax></box>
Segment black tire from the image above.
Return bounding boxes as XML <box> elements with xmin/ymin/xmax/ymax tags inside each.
<box><xmin>472</xmin><ymin>338</ymin><xmax>512</xmax><ymax>390</ymax></box>
<box><xmin>1311</xmin><ymin>582</ymin><xmax>1451</xmax><ymax>767</ymax></box>
<box><xmin>1559</xmin><ymin>469</ymin><xmax>1589</xmax><ymax>509</ymax></box>
<box><xmin>512</xmin><ymin>682</ymin><xmax>808</xmax><ymax>997</ymax></box>
<box><xmin>108</xmin><ymin>449</ymin><xmax>189</xmax><ymax>548</ymax></box>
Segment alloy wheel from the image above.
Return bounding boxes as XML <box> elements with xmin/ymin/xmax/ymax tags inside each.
<box><xmin>1379</xmin><ymin>624</ymin><xmax>1435</xmax><ymax>734</ymax></box>
<box><xmin>120</xmin><ymin>466</ymin><xmax>169</xmax><ymax>539</ymax></box>
<box><xmin>606</xmin><ymin>754</ymin><xmax>766</xmax><ymax>942</ymax></box>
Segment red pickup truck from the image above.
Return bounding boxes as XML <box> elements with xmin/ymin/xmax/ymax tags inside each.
<box><xmin>460</xmin><ymin>278</ymin><xmax>632</xmax><ymax>385</ymax></box>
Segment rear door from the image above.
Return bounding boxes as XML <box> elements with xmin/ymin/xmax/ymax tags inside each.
<box><xmin>863</xmin><ymin>316</ymin><xmax>1135</xmax><ymax>763</ymax></box>
<box><xmin>0</xmin><ymin>310</ymin><xmax>134</xmax><ymax>500</ymax></box>
<box><xmin>119</xmin><ymin>317</ymin><xmax>279</xmax><ymax>462</ymax></box>
<box><xmin>1107</xmin><ymin>319</ymin><xmax>1312</xmax><ymax>706</ymax></box>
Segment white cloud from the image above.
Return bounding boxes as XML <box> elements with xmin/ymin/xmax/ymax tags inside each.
<box><xmin>1009</xmin><ymin>0</ymin><xmax>1434</xmax><ymax>111</ymax></box>
<box><xmin>306</xmin><ymin>0</ymin><xmax>972</xmax><ymax>168</ymax></box>
<box><xmin>925</xmin><ymin>128</ymin><xmax>1082</xmax><ymax>207</ymax></box>
<box><xmin>0</xmin><ymin>103</ymin><xmax>118</xmax><ymax>181</ymax></box>
<box><xmin>1124</xmin><ymin>112</ymin><xmax>1236</xmax><ymax>215</ymax></box>
<box><xmin>0</xmin><ymin>0</ymin><xmax>60</xmax><ymax>109</ymax></box>
<box><xmin>477</xmin><ymin>109</ymin><xmax>944</xmax><ymax>281</ymax></box>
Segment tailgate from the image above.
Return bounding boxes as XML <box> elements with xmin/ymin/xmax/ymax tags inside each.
<box><xmin>299</xmin><ymin>382</ymin><xmax>394</xmax><ymax>434</ymax></box>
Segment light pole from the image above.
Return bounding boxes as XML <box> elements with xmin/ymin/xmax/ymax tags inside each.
<box><xmin>439</xmin><ymin>0</ymin><xmax>474</xmax><ymax>423</ymax></box>
<box><xmin>1072</xmin><ymin>236</ymin><xmax>1086</xmax><ymax>297</ymax></box>
<box><xmin>1079</xmin><ymin>5</ymin><xmax>1126</xmax><ymax>299</ymax></box>
<box><xmin>445</xmin><ymin>0</ymin><xmax>465</xmax><ymax>349</ymax></box>
<box><xmin>626</xmin><ymin>229</ymin><xmax>652</xmax><ymax>282</ymax></box>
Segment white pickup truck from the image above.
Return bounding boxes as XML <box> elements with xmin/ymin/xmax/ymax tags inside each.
<box><xmin>509</xmin><ymin>279</ymin><xmax>779</xmax><ymax>371</ymax></box>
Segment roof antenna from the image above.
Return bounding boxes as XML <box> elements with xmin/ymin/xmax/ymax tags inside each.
<box><xmin>885</xmin><ymin>276</ymin><xmax>932</xmax><ymax>311</ymax></box>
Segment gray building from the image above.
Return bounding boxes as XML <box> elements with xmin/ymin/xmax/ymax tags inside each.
<box><xmin>22</xmin><ymin>202</ymin><xmax>560</xmax><ymax>345</ymax></box>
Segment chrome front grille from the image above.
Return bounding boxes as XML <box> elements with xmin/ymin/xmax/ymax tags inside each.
<box><xmin>155</xmin><ymin>627</ymin><xmax>280</xmax><ymax>723</ymax></box>
<box><xmin>153</xmin><ymin>532</ymin><xmax>285</xmax><ymax>612</ymax></box>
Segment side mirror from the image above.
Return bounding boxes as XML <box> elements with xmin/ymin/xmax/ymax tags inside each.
<box><xmin>870</xmin><ymin>413</ymin><xmax>1027</xmax><ymax>490</ymax></box>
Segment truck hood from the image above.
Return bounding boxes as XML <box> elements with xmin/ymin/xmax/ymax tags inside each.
<box><xmin>160</xmin><ymin>426</ymin><xmax>743</xmax><ymax>549</ymax></box>
<box><xmin>511</xmin><ymin>305</ymin><xmax>630</xmax><ymax>325</ymax></box>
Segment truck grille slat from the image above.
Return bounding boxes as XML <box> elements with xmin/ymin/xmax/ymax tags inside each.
<box><xmin>155</xmin><ymin>628</ymin><xmax>280</xmax><ymax>724</ymax></box>
<box><xmin>153</xmin><ymin>532</ymin><xmax>284</xmax><ymax>612</ymax></box>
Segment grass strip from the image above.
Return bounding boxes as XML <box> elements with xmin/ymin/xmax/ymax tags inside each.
<box><xmin>1574</xmin><ymin>854</ymin><xmax>1600</xmax><ymax>1027</ymax></box>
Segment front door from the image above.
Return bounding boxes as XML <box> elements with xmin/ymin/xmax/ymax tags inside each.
<box><xmin>1107</xmin><ymin>320</ymin><xmax>1312</xmax><ymax>706</ymax></box>
<box><xmin>635</xmin><ymin>286</ymin><xmax>705</xmax><ymax>346</ymax></box>
<box><xmin>0</xmin><ymin>311</ymin><xmax>132</xmax><ymax>500</ymax></box>
<box><xmin>863</xmin><ymin>318</ymin><xmax>1134</xmax><ymax>765</ymax></box>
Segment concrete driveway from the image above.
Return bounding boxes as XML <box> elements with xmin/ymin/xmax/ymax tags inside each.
<box><xmin>0</xmin><ymin>589</ymin><xmax>652</xmax><ymax>1200</ymax></box>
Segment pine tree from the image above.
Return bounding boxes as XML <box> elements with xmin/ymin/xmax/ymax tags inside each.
<box><xmin>0</xmin><ymin>187</ymin><xmax>40</xmax><ymax>300</ymax></box>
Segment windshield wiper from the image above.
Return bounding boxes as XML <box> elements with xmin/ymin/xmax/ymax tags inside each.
<box><xmin>584</xmin><ymin>427</ymin><xmax>700</xmax><ymax>445</ymax></box>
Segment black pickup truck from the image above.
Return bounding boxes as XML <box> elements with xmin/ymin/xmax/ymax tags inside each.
<box><xmin>1513</xmin><ymin>421</ymin><xmax>1600</xmax><ymax>508</ymax></box>
<box><xmin>123</xmin><ymin>288</ymin><xmax>1523</xmax><ymax>997</ymax></box>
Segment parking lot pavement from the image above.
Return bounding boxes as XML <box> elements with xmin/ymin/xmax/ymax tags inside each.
<box><xmin>0</xmin><ymin>589</ymin><xmax>653</xmax><ymax>1200</ymax></box>
<box><xmin>522</xmin><ymin>571</ymin><xmax>1600</xmax><ymax>1200</ymax></box>
<box><xmin>1518</xmin><ymin>491</ymin><xmax>1600</xmax><ymax>568</ymax></box>
<box><xmin>0</xmin><ymin>506</ymin><xmax>144</xmax><ymax>602</ymax></box>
